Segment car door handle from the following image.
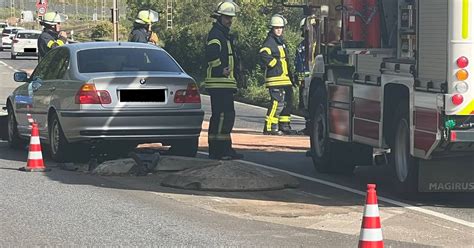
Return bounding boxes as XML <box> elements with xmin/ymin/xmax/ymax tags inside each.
<box><xmin>49</xmin><ymin>87</ymin><xmax>56</xmax><ymax>92</ymax></box>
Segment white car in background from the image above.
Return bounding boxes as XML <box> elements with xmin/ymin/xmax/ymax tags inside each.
<box><xmin>0</xmin><ymin>27</ymin><xmax>25</xmax><ymax>51</ymax></box>
<box><xmin>11</xmin><ymin>30</ymin><xmax>41</xmax><ymax>59</ymax></box>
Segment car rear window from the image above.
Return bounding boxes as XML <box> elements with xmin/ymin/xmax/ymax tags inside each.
<box><xmin>77</xmin><ymin>48</ymin><xmax>183</xmax><ymax>73</ymax></box>
<box><xmin>2</xmin><ymin>29</ymin><xmax>11</xmax><ymax>34</ymax></box>
<box><xmin>17</xmin><ymin>33</ymin><xmax>40</xmax><ymax>39</ymax></box>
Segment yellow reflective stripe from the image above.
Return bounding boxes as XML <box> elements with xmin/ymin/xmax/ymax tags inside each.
<box><xmin>265</xmin><ymin>81</ymin><xmax>293</xmax><ymax>87</ymax></box>
<box><xmin>463</xmin><ymin>0</ymin><xmax>469</xmax><ymax>39</ymax></box>
<box><xmin>458</xmin><ymin>99</ymin><xmax>474</xmax><ymax>115</ymax></box>
<box><xmin>266</xmin><ymin>100</ymin><xmax>279</xmax><ymax>130</ymax></box>
<box><xmin>279</xmin><ymin>116</ymin><xmax>291</xmax><ymax>123</ymax></box>
<box><xmin>209</xmin><ymin>58</ymin><xmax>221</xmax><ymax>67</ymax></box>
<box><xmin>278</xmin><ymin>46</ymin><xmax>289</xmax><ymax>77</ymax></box>
<box><xmin>259</xmin><ymin>47</ymin><xmax>271</xmax><ymax>54</ymax></box>
<box><xmin>204</xmin><ymin>77</ymin><xmax>236</xmax><ymax>83</ymax></box>
<box><xmin>47</xmin><ymin>39</ymin><xmax>65</xmax><ymax>48</ymax></box>
<box><xmin>218</xmin><ymin>113</ymin><xmax>225</xmax><ymax>135</ymax></box>
<box><xmin>227</xmin><ymin>41</ymin><xmax>235</xmax><ymax>79</ymax></box>
<box><xmin>269</xmin><ymin>58</ymin><xmax>277</xmax><ymax>68</ymax></box>
<box><xmin>207</xmin><ymin>39</ymin><xmax>221</xmax><ymax>47</ymax></box>
<box><xmin>205</xmin><ymin>84</ymin><xmax>237</xmax><ymax>89</ymax></box>
<box><xmin>265</xmin><ymin>75</ymin><xmax>291</xmax><ymax>82</ymax></box>
<box><xmin>47</xmin><ymin>40</ymin><xmax>55</xmax><ymax>48</ymax></box>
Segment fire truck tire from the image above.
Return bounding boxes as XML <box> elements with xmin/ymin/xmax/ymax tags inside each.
<box><xmin>310</xmin><ymin>102</ymin><xmax>355</xmax><ymax>174</ymax></box>
<box><xmin>390</xmin><ymin>101</ymin><xmax>419</xmax><ymax>194</ymax></box>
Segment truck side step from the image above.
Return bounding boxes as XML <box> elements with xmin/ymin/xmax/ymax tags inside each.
<box><xmin>372</xmin><ymin>148</ymin><xmax>390</xmax><ymax>166</ymax></box>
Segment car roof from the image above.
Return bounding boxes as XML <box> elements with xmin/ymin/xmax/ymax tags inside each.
<box><xmin>65</xmin><ymin>42</ymin><xmax>165</xmax><ymax>53</ymax></box>
<box><xmin>16</xmin><ymin>29</ymin><xmax>41</xmax><ymax>34</ymax></box>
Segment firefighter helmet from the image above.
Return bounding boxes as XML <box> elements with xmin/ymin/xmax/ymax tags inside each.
<box><xmin>41</xmin><ymin>12</ymin><xmax>67</xmax><ymax>25</ymax></box>
<box><xmin>215</xmin><ymin>1</ymin><xmax>239</xmax><ymax>17</ymax></box>
<box><xmin>135</xmin><ymin>9</ymin><xmax>159</xmax><ymax>25</ymax></box>
<box><xmin>270</xmin><ymin>14</ymin><xmax>287</xmax><ymax>28</ymax></box>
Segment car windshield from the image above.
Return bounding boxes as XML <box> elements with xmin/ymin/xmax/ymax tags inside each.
<box><xmin>77</xmin><ymin>48</ymin><xmax>183</xmax><ymax>73</ymax></box>
<box><xmin>17</xmin><ymin>33</ymin><xmax>40</xmax><ymax>39</ymax></box>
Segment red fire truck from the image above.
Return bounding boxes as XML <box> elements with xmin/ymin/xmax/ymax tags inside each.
<box><xmin>283</xmin><ymin>0</ymin><xmax>474</xmax><ymax>193</ymax></box>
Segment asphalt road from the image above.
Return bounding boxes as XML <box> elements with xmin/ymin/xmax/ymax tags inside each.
<box><xmin>0</xmin><ymin>50</ymin><xmax>472</xmax><ymax>247</ymax></box>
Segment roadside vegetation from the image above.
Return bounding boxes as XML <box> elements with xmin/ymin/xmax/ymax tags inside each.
<box><xmin>1</xmin><ymin>1</ymin><xmax>307</xmax><ymax>110</ymax></box>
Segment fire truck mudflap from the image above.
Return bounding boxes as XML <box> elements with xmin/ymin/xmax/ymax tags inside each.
<box><xmin>418</xmin><ymin>128</ymin><xmax>474</xmax><ymax>192</ymax></box>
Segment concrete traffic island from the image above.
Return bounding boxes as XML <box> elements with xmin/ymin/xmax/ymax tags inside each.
<box><xmin>161</xmin><ymin>160</ymin><xmax>299</xmax><ymax>191</ymax></box>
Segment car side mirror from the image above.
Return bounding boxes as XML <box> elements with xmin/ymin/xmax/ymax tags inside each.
<box><xmin>14</xmin><ymin>71</ymin><xmax>28</xmax><ymax>82</ymax></box>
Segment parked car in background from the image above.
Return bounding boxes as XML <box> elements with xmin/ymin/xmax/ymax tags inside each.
<box><xmin>0</xmin><ymin>22</ymin><xmax>8</xmax><ymax>33</ymax></box>
<box><xmin>0</xmin><ymin>27</ymin><xmax>25</xmax><ymax>51</ymax></box>
<box><xmin>10</xmin><ymin>29</ymin><xmax>41</xmax><ymax>59</ymax></box>
<box><xmin>6</xmin><ymin>42</ymin><xmax>204</xmax><ymax>162</ymax></box>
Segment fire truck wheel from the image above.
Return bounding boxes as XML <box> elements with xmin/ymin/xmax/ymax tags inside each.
<box><xmin>310</xmin><ymin>102</ymin><xmax>355</xmax><ymax>174</ymax></box>
<box><xmin>391</xmin><ymin>102</ymin><xmax>419</xmax><ymax>194</ymax></box>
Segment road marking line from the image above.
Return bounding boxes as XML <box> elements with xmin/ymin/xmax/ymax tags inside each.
<box><xmin>197</xmin><ymin>151</ymin><xmax>474</xmax><ymax>228</ymax></box>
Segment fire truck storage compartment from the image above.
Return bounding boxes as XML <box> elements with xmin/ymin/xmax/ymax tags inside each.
<box><xmin>416</xmin><ymin>0</ymin><xmax>449</xmax><ymax>90</ymax></box>
<box><xmin>353</xmin><ymin>50</ymin><xmax>395</xmax><ymax>85</ymax></box>
<box><xmin>328</xmin><ymin>81</ymin><xmax>353</xmax><ymax>142</ymax></box>
<box><xmin>342</xmin><ymin>0</ymin><xmax>382</xmax><ymax>48</ymax></box>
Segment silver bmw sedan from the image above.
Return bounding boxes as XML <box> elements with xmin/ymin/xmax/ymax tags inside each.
<box><xmin>6</xmin><ymin>42</ymin><xmax>204</xmax><ymax>161</ymax></box>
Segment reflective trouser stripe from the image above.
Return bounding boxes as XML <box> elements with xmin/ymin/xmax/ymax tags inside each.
<box><xmin>266</xmin><ymin>100</ymin><xmax>279</xmax><ymax>131</ymax></box>
<box><xmin>279</xmin><ymin>115</ymin><xmax>291</xmax><ymax>123</ymax></box>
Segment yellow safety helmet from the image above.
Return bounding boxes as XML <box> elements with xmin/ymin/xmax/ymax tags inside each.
<box><xmin>215</xmin><ymin>1</ymin><xmax>239</xmax><ymax>17</ymax></box>
<box><xmin>42</xmin><ymin>12</ymin><xmax>67</xmax><ymax>25</ymax></box>
<box><xmin>135</xmin><ymin>9</ymin><xmax>159</xmax><ymax>25</ymax></box>
<box><xmin>270</xmin><ymin>14</ymin><xmax>287</xmax><ymax>28</ymax></box>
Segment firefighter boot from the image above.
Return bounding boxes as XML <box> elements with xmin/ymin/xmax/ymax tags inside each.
<box><xmin>263</xmin><ymin>120</ymin><xmax>284</xmax><ymax>136</ymax></box>
<box><xmin>279</xmin><ymin>122</ymin><xmax>298</xmax><ymax>135</ymax></box>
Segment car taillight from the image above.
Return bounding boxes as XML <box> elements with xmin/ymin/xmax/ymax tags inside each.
<box><xmin>75</xmin><ymin>84</ymin><xmax>111</xmax><ymax>104</ymax></box>
<box><xmin>174</xmin><ymin>83</ymin><xmax>201</xmax><ymax>103</ymax></box>
<box><xmin>12</xmin><ymin>39</ymin><xmax>18</xmax><ymax>43</ymax></box>
<box><xmin>2</xmin><ymin>34</ymin><xmax>8</xmax><ymax>37</ymax></box>
<box><xmin>451</xmin><ymin>94</ymin><xmax>464</xmax><ymax>106</ymax></box>
<box><xmin>457</xmin><ymin>56</ymin><xmax>469</xmax><ymax>68</ymax></box>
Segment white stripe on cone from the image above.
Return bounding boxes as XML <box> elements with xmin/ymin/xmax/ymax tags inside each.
<box><xmin>27</xmin><ymin>151</ymin><xmax>43</xmax><ymax>160</ymax></box>
<box><xmin>359</xmin><ymin>228</ymin><xmax>383</xmax><ymax>242</ymax></box>
<box><xmin>363</xmin><ymin>204</ymin><xmax>380</xmax><ymax>217</ymax></box>
<box><xmin>30</xmin><ymin>136</ymin><xmax>40</xmax><ymax>145</ymax></box>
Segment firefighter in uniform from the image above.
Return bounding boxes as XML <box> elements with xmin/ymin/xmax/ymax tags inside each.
<box><xmin>205</xmin><ymin>1</ymin><xmax>244</xmax><ymax>160</ymax></box>
<box><xmin>38</xmin><ymin>12</ymin><xmax>67</xmax><ymax>61</ymax></box>
<box><xmin>294</xmin><ymin>17</ymin><xmax>311</xmax><ymax>135</ymax></box>
<box><xmin>259</xmin><ymin>14</ymin><xmax>297</xmax><ymax>135</ymax></box>
<box><xmin>129</xmin><ymin>9</ymin><xmax>159</xmax><ymax>44</ymax></box>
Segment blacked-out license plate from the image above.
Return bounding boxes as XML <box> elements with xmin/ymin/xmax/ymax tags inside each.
<box><xmin>119</xmin><ymin>89</ymin><xmax>166</xmax><ymax>102</ymax></box>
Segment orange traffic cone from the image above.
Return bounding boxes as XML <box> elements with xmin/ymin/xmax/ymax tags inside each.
<box><xmin>359</xmin><ymin>184</ymin><xmax>384</xmax><ymax>248</ymax></box>
<box><xmin>20</xmin><ymin>123</ymin><xmax>50</xmax><ymax>172</ymax></box>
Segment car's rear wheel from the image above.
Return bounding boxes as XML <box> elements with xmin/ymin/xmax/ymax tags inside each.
<box><xmin>168</xmin><ymin>137</ymin><xmax>199</xmax><ymax>157</ymax></box>
<box><xmin>49</xmin><ymin>113</ymin><xmax>71</xmax><ymax>162</ymax></box>
<box><xmin>7</xmin><ymin>104</ymin><xmax>24</xmax><ymax>149</ymax></box>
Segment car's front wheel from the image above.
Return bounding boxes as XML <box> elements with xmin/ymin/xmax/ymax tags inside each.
<box><xmin>49</xmin><ymin>113</ymin><xmax>71</xmax><ymax>162</ymax></box>
<box><xmin>168</xmin><ymin>137</ymin><xmax>199</xmax><ymax>157</ymax></box>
